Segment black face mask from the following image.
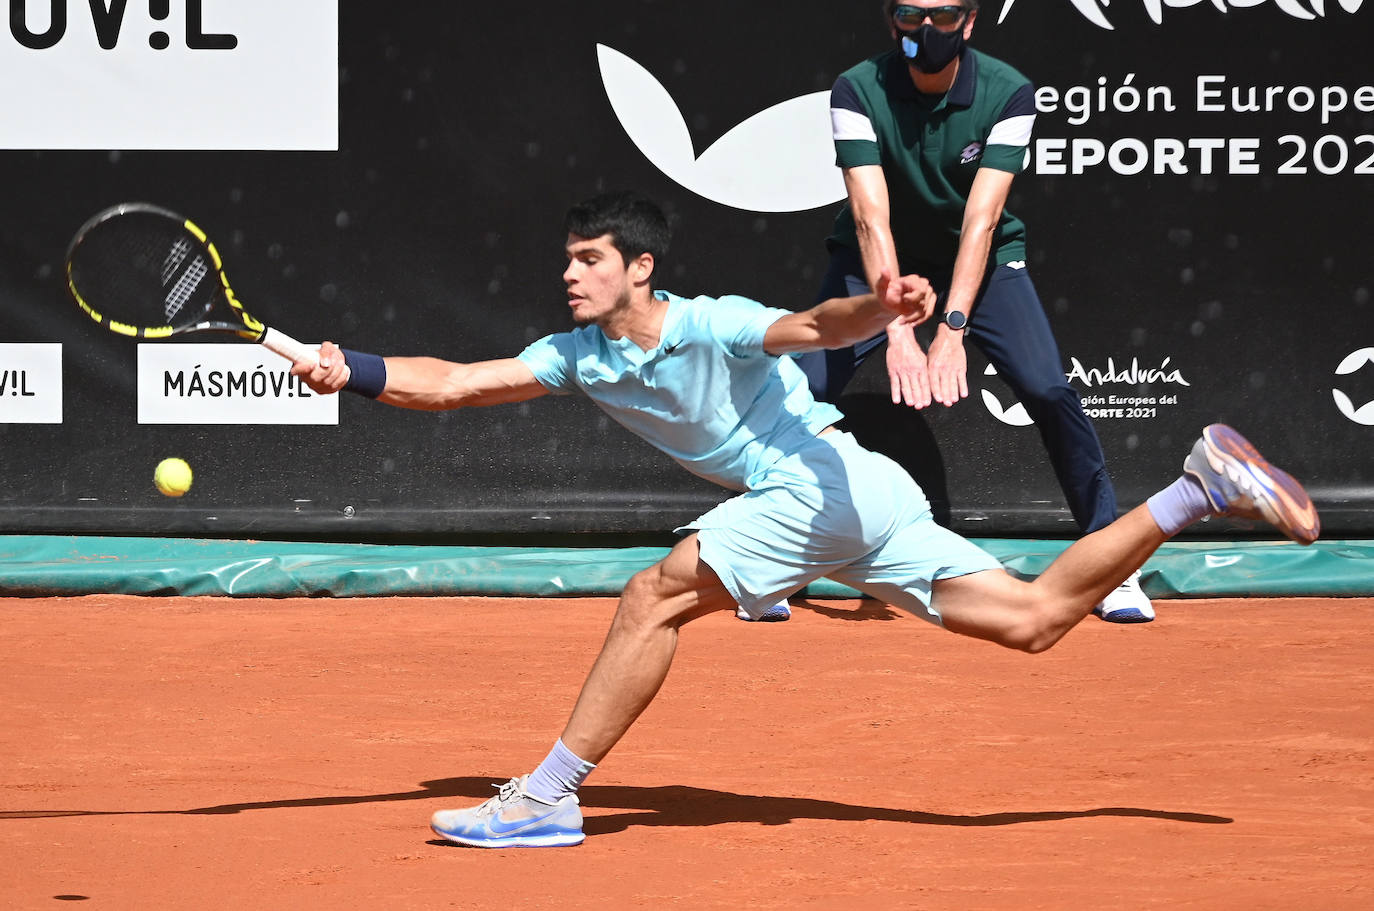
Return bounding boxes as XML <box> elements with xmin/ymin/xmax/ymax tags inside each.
<box><xmin>898</xmin><ymin>23</ymin><xmax>965</xmax><ymax>74</ymax></box>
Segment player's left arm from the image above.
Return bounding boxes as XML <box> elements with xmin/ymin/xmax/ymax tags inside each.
<box><xmin>762</xmin><ymin>270</ymin><xmax>936</xmax><ymax>355</ymax></box>
<box><xmin>295</xmin><ymin>341</ymin><xmax>549</xmax><ymax>410</ymax></box>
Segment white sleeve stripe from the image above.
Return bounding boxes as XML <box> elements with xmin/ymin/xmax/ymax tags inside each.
<box><xmin>987</xmin><ymin>114</ymin><xmax>1034</xmax><ymax>147</ymax></box>
<box><xmin>831</xmin><ymin>108</ymin><xmax>877</xmax><ymax>142</ymax></box>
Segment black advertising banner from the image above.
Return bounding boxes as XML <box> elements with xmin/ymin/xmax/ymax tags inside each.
<box><xmin>0</xmin><ymin>1</ymin><xmax>1369</xmax><ymax>539</ymax></box>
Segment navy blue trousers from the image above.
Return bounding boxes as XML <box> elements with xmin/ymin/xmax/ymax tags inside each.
<box><xmin>797</xmin><ymin>245</ymin><xmax>1118</xmax><ymax>533</ymax></box>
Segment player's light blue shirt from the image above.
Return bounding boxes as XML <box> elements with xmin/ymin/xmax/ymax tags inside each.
<box><xmin>516</xmin><ymin>291</ymin><xmax>844</xmax><ymax>492</ymax></box>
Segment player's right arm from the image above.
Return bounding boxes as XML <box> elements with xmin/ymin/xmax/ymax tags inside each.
<box><xmin>763</xmin><ymin>269</ymin><xmax>934</xmax><ymax>355</ymax></box>
<box><xmin>294</xmin><ymin>341</ymin><xmax>549</xmax><ymax>410</ymax></box>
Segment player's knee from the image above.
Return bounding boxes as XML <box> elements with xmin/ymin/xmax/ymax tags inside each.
<box><xmin>1000</xmin><ymin>600</ymin><xmax>1070</xmax><ymax>654</ymax></box>
<box><xmin>1015</xmin><ymin>630</ymin><xmax>1061</xmax><ymax>654</ymax></box>
<box><xmin>615</xmin><ymin>566</ymin><xmax>685</xmax><ymax>630</ymax></box>
<box><xmin>615</xmin><ymin>569</ymin><xmax>659</xmax><ymax>621</ymax></box>
<box><xmin>996</xmin><ymin>623</ymin><xmax>1046</xmax><ymax>653</ymax></box>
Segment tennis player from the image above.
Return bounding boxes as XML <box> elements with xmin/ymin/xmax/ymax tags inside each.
<box><xmin>292</xmin><ymin>192</ymin><xmax>1319</xmax><ymax>848</ymax></box>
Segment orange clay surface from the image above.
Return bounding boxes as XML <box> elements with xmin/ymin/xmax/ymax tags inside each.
<box><xmin>1</xmin><ymin>595</ymin><xmax>1371</xmax><ymax>910</ymax></box>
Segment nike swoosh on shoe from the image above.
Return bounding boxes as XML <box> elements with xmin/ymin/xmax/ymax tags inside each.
<box><xmin>486</xmin><ymin>807</ymin><xmax>561</xmax><ymax>836</ymax></box>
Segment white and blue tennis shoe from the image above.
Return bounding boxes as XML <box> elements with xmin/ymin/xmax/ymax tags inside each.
<box><xmin>1093</xmin><ymin>570</ymin><xmax>1154</xmax><ymax>623</ymax></box>
<box><xmin>430</xmin><ymin>775</ymin><xmax>584</xmax><ymax>848</ymax></box>
<box><xmin>736</xmin><ymin>600</ymin><xmax>792</xmax><ymax>622</ymax></box>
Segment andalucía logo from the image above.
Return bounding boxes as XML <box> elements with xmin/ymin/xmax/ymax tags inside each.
<box><xmin>982</xmin><ymin>356</ymin><xmax>1191</xmax><ymax>427</ymax></box>
<box><xmin>996</xmin><ymin>0</ymin><xmax>1364</xmax><ymax>29</ymax></box>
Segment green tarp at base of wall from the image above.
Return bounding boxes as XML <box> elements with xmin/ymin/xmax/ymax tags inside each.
<box><xmin>1</xmin><ymin>535</ymin><xmax>1370</xmax><ymax>599</ymax></box>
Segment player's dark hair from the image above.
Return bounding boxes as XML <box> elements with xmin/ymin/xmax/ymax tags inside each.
<box><xmin>564</xmin><ymin>192</ymin><xmax>671</xmax><ymax>280</ymax></box>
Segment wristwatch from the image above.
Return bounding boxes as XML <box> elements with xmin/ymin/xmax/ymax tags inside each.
<box><xmin>942</xmin><ymin>310</ymin><xmax>969</xmax><ymax>331</ymax></box>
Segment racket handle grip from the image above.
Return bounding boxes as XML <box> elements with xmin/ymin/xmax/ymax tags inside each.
<box><xmin>259</xmin><ymin>326</ymin><xmax>316</xmax><ymax>364</ymax></box>
<box><xmin>260</xmin><ymin>327</ymin><xmax>353</xmax><ymax>383</ymax></box>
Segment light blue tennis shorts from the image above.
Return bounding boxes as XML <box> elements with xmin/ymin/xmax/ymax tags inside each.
<box><xmin>681</xmin><ymin>431</ymin><xmax>1003</xmax><ymax>625</ymax></box>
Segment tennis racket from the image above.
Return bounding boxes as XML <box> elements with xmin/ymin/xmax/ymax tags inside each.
<box><xmin>65</xmin><ymin>202</ymin><xmax>339</xmax><ymax>374</ymax></box>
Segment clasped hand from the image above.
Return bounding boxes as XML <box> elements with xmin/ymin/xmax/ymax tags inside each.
<box><xmin>874</xmin><ymin>270</ymin><xmax>937</xmax><ymax>323</ymax></box>
<box><xmin>291</xmin><ymin>340</ymin><xmax>350</xmax><ymax>395</ymax></box>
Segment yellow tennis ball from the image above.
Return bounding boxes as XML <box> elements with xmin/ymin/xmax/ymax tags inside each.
<box><xmin>154</xmin><ymin>457</ymin><xmax>193</xmax><ymax>497</ymax></box>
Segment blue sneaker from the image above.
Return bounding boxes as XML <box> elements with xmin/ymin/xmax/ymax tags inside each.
<box><xmin>736</xmin><ymin>600</ymin><xmax>791</xmax><ymax>622</ymax></box>
<box><xmin>1184</xmin><ymin>424</ymin><xmax>1320</xmax><ymax>545</ymax></box>
<box><xmin>430</xmin><ymin>776</ymin><xmax>584</xmax><ymax>848</ymax></box>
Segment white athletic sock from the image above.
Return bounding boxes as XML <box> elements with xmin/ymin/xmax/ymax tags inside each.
<box><xmin>525</xmin><ymin>739</ymin><xmax>596</xmax><ymax>803</ymax></box>
<box><xmin>1146</xmin><ymin>475</ymin><xmax>1214</xmax><ymax>537</ymax></box>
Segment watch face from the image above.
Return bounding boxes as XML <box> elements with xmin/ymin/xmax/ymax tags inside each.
<box><xmin>944</xmin><ymin>311</ymin><xmax>967</xmax><ymax>330</ymax></box>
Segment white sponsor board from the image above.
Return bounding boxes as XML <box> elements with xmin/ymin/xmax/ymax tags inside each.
<box><xmin>0</xmin><ymin>343</ymin><xmax>63</xmax><ymax>423</ymax></box>
<box><xmin>1</xmin><ymin>0</ymin><xmax>337</xmax><ymax>150</ymax></box>
<box><xmin>138</xmin><ymin>343</ymin><xmax>338</xmax><ymax>424</ymax></box>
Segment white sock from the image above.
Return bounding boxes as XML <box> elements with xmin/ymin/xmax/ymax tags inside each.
<box><xmin>1146</xmin><ymin>475</ymin><xmax>1214</xmax><ymax>537</ymax></box>
<box><xmin>525</xmin><ymin>739</ymin><xmax>596</xmax><ymax>803</ymax></box>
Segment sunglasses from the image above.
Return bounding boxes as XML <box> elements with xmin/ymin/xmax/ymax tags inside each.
<box><xmin>892</xmin><ymin>5</ymin><xmax>968</xmax><ymax>28</ymax></box>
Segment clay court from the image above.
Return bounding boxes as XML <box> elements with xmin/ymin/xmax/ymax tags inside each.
<box><xmin>2</xmin><ymin>594</ymin><xmax>1370</xmax><ymax>909</ymax></box>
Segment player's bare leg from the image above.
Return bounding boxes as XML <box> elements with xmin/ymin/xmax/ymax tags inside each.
<box><xmin>932</xmin><ymin>506</ymin><xmax>1166</xmax><ymax>653</ymax></box>
<box><xmin>430</xmin><ymin>534</ymin><xmax>735</xmax><ymax>848</ymax></box>
<box><xmin>933</xmin><ymin>423</ymin><xmax>1319</xmax><ymax>654</ymax></box>
<box><xmin>559</xmin><ymin>533</ymin><xmax>736</xmax><ymax>762</ymax></box>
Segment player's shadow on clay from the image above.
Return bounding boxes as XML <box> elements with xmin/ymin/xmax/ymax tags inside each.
<box><xmin>1</xmin><ymin>777</ymin><xmax>1232</xmax><ymax>834</ymax></box>
<box><xmin>416</xmin><ymin>779</ymin><xmax>1233</xmax><ymax>842</ymax></box>
<box><xmin>791</xmin><ymin>597</ymin><xmax>902</xmax><ymax>621</ymax></box>
<box><xmin>538</xmin><ymin>783</ymin><xmax>1232</xmax><ymax>838</ymax></box>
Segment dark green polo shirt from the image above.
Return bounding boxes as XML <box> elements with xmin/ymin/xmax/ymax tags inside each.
<box><xmin>827</xmin><ymin>46</ymin><xmax>1036</xmax><ymax>271</ymax></box>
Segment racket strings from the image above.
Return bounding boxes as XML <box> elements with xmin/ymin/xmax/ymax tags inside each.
<box><xmin>70</xmin><ymin>216</ymin><xmax>219</xmax><ymax>330</ymax></box>
<box><xmin>163</xmin><ymin>245</ymin><xmax>210</xmax><ymax>322</ymax></box>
